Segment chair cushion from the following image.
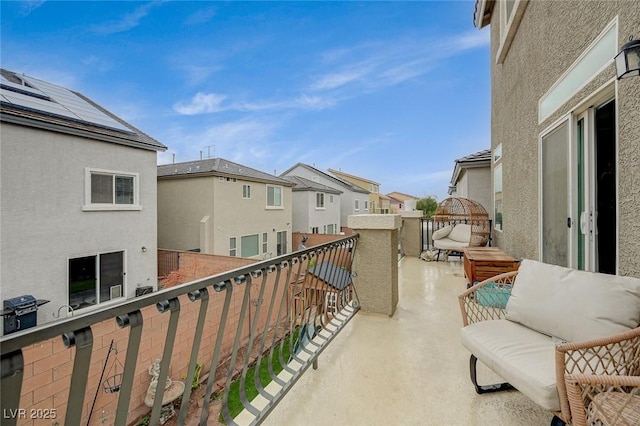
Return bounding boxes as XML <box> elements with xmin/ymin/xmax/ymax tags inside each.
<box><xmin>432</xmin><ymin>225</ymin><xmax>453</xmax><ymax>240</ymax></box>
<box><xmin>448</xmin><ymin>224</ymin><xmax>471</xmax><ymax>243</ymax></box>
<box><xmin>506</xmin><ymin>260</ymin><xmax>640</xmax><ymax>342</ymax></box>
<box><xmin>433</xmin><ymin>238</ymin><xmax>470</xmax><ymax>250</ymax></box>
<box><xmin>460</xmin><ymin>319</ymin><xmax>560</xmax><ymax>411</ymax></box>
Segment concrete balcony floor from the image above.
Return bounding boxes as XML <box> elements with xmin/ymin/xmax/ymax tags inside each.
<box><xmin>263</xmin><ymin>256</ymin><xmax>552</xmax><ymax>426</ymax></box>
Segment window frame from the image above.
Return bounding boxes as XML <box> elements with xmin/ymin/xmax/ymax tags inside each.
<box><xmin>84</xmin><ymin>168</ymin><xmax>141</xmax><ymax>211</ymax></box>
<box><xmin>241</xmin><ymin>234</ymin><xmax>260</xmax><ymax>258</ymax></box>
<box><xmin>229</xmin><ymin>237</ymin><xmax>237</xmax><ymax>257</ymax></box>
<box><xmin>316</xmin><ymin>192</ymin><xmax>325</xmax><ymax>209</ymax></box>
<box><xmin>262</xmin><ymin>232</ymin><xmax>268</xmax><ymax>254</ymax></box>
<box><xmin>496</xmin><ymin>0</ymin><xmax>528</xmax><ymax>64</ymax></box>
<box><xmin>354</xmin><ymin>199</ymin><xmax>360</xmax><ymax>211</ymax></box>
<box><xmin>243</xmin><ymin>184</ymin><xmax>251</xmax><ymax>199</ymax></box>
<box><xmin>494</xmin><ymin>144</ymin><xmax>504</xmax><ymax>232</ymax></box>
<box><xmin>266</xmin><ymin>185</ymin><xmax>283</xmax><ymax>209</ymax></box>
<box><xmin>68</xmin><ymin>250</ymin><xmax>126</xmax><ymax>311</ymax></box>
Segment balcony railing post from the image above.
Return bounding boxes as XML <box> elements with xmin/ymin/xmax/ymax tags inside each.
<box><xmin>400</xmin><ymin>211</ymin><xmax>425</xmax><ymax>257</ymax></box>
<box><xmin>348</xmin><ymin>214</ymin><xmax>401</xmax><ymax>316</ymax></box>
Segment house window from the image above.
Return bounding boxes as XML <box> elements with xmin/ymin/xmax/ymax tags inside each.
<box><xmin>84</xmin><ymin>168</ymin><xmax>140</xmax><ymax>211</ymax></box>
<box><xmin>69</xmin><ymin>251</ymin><xmax>124</xmax><ymax>310</ymax></box>
<box><xmin>243</xmin><ymin>184</ymin><xmax>251</xmax><ymax>199</ymax></box>
<box><xmin>354</xmin><ymin>200</ymin><xmax>360</xmax><ymax>211</ymax></box>
<box><xmin>316</xmin><ymin>193</ymin><xmax>325</xmax><ymax>208</ymax></box>
<box><xmin>241</xmin><ymin>234</ymin><xmax>259</xmax><ymax>257</ymax></box>
<box><xmin>312</xmin><ymin>227</ymin><xmax>319</xmax><ymax>234</ymax></box>
<box><xmin>276</xmin><ymin>231</ymin><xmax>287</xmax><ymax>255</ymax></box>
<box><xmin>327</xmin><ymin>224</ymin><xmax>334</xmax><ymax>234</ymax></box>
<box><xmin>312</xmin><ymin>176</ymin><xmax>320</xmax><ymax>183</ymax></box>
<box><xmin>262</xmin><ymin>232</ymin><xmax>268</xmax><ymax>253</ymax></box>
<box><xmin>267</xmin><ymin>185</ymin><xmax>283</xmax><ymax>208</ymax></box>
<box><xmin>329</xmin><ymin>195</ymin><xmax>334</xmax><ymax>203</ymax></box>
<box><xmin>494</xmin><ymin>163</ymin><xmax>503</xmax><ymax>232</ymax></box>
<box><xmin>364</xmin><ymin>201</ymin><xmax>368</xmax><ymax>211</ymax></box>
<box><xmin>229</xmin><ymin>237</ymin><xmax>237</xmax><ymax>257</ymax></box>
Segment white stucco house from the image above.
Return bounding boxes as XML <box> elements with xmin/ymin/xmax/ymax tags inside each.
<box><xmin>282</xmin><ymin>175</ymin><xmax>342</xmax><ymax>235</ymax></box>
<box><xmin>280</xmin><ymin>163</ymin><xmax>370</xmax><ymax>230</ymax></box>
<box><xmin>447</xmin><ymin>149</ymin><xmax>492</xmax><ymax>222</ymax></box>
<box><xmin>157</xmin><ymin>158</ymin><xmax>295</xmax><ymax>258</ymax></box>
<box><xmin>0</xmin><ymin>68</ymin><xmax>166</xmax><ymax>330</ymax></box>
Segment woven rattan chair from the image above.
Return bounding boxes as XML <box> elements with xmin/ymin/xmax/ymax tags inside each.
<box><xmin>459</xmin><ymin>270</ymin><xmax>640</xmax><ymax>426</ymax></box>
<box><xmin>433</xmin><ymin>197</ymin><xmax>490</xmax><ymax>247</ymax></box>
<box><xmin>565</xmin><ymin>373</ymin><xmax>640</xmax><ymax>426</ymax></box>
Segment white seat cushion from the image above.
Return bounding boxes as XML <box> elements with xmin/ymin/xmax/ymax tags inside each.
<box><xmin>506</xmin><ymin>259</ymin><xmax>640</xmax><ymax>342</ymax></box>
<box><xmin>460</xmin><ymin>319</ymin><xmax>560</xmax><ymax>411</ymax></box>
<box><xmin>433</xmin><ymin>238</ymin><xmax>470</xmax><ymax>250</ymax></box>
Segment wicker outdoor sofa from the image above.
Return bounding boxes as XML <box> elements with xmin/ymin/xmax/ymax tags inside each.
<box><xmin>458</xmin><ymin>259</ymin><xmax>640</xmax><ymax>426</ymax></box>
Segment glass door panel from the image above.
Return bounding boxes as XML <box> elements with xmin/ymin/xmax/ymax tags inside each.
<box><xmin>542</xmin><ymin>122</ymin><xmax>570</xmax><ymax>267</ymax></box>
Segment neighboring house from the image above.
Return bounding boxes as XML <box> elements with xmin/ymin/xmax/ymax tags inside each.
<box><xmin>386</xmin><ymin>191</ymin><xmax>419</xmax><ymax>212</ymax></box>
<box><xmin>328</xmin><ymin>168</ymin><xmax>383</xmax><ymax>213</ymax></box>
<box><xmin>378</xmin><ymin>193</ymin><xmax>392</xmax><ymax>214</ymax></box>
<box><xmin>157</xmin><ymin>158</ymin><xmax>294</xmax><ymax>259</ymax></box>
<box><xmin>474</xmin><ymin>1</ymin><xmax>640</xmax><ymax>277</ymax></box>
<box><xmin>0</xmin><ymin>68</ymin><xmax>166</xmax><ymax>328</ymax></box>
<box><xmin>447</xmin><ymin>149</ymin><xmax>492</xmax><ymax>221</ymax></box>
<box><xmin>387</xmin><ymin>195</ymin><xmax>405</xmax><ymax>212</ymax></box>
<box><xmin>280</xmin><ymin>163</ymin><xmax>369</xmax><ymax>230</ymax></box>
<box><xmin>282</xmin><ymin>176</ymin><xmax>342</xmax><ymax>235</ymax></box>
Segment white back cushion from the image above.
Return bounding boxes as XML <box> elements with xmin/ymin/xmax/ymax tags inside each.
<box><xmin>506</xmin><ymin>259</ymin><xmax>640</xmax><ymax>342</ymax></box>
<box><xmin>448</xmin><ymin>224</ymin><xmax>471</xmax><ymax>243</ymax></box>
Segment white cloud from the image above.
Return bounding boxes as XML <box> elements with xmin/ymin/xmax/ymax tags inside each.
<box><xmin>184</xmin><ymin>6</ymin><xmax>216</xmax><ymax>25</ymax></box>
<box><xmin>91</xmin><ymin>1</ymin><xmax>164</xmax><ymax>35</ymax></box>
<box><xmin>19</xmin><ymin>0</ymin><xmax>45</xmax><ymax>15</ymax></box>
<box><xmin>309</xmin><ymin>29</ymin><xmax>489</xmax><ymax>94</ymax></box>
<box><xmin>309</xmin><ymin>68</ymin><xmax>367</xmax><ymax>91</ymax></box>
<box><xmin>173</xmin><ymin>91</ymin><xmax>335</xmax><ymax>115</ymax></box>
<box><xmin>173</xmin><ymin>92</ymin><xmax>227</xmax><ymax>115</ymax></box>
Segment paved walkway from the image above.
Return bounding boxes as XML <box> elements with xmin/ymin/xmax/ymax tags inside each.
<box><xmin>262</xmin><ymin>257</ymin><xmax>551</xmax><ymax>426</ymax></box>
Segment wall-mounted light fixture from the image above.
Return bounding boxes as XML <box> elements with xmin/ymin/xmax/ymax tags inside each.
<box><xmin>141</xmin><ymin>246</ymin><xmax>148</xmax><ymax>253</ymax></box>
<box><xmin>615</xmin><ymin>36</ymin><xmax>640</xmax><ymax>79</ymax></box>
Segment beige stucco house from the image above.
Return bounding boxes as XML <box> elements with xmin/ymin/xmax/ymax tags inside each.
<box><xmin>0</xmin><ymin>69</ymin><xmax>166</xmax><ymax>329</ymax></box>
<box><xmin>475</xmin><ymin>0</ymin><xmax>640</xmax><ymax>276</ymax></box>
<box><xmin>280</xmin><ymin>163</ymin><xmax>369</xmax><ymax>230</ymax></box>
<box><xmin>157</xmin><ymin>158</ymin><xmax>294</xmax><ymax>259</ymax></box>
<box><xmin>447</xmin><ymin>149</ymin><xmax>492</xmax><ymax>222</ymax></box>
<box><xmin>282</xmin><ymin>176</ymin><xmax>342</xmax><ymax>235</ymax></box>
<box><xmin>327</xmin><ymin>168</ymin><xmax>384</xmax><ymax>213</ymax></box>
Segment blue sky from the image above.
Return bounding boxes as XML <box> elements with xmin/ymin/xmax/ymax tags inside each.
<box><xmin>1</xmin><ymin>0</ymin><xmax>490</xmax><ymax>200</ymax></box>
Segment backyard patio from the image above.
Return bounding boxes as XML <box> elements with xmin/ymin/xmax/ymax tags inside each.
<box><xmin>262</xmin><ymin>256</ymin><xmax>552</xmax><ymax>426</ymax></box>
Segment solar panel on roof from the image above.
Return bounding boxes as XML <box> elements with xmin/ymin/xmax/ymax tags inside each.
<box><xmin>0</xmin><ymin>70</ymin><xmax>133</xmax><ymax>134</ymax></box>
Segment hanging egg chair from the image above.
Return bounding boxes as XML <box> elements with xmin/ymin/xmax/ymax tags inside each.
<box><xmin>433</xmin><ymin>197</ymin><xmax>491</xmax><ymax>247</ymax></box>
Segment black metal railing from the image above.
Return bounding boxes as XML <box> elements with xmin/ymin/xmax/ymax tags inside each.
<box><xmin>1</xmin><ymin>235</ymin><xmax>359</xmax><ymax>426</ymax></box>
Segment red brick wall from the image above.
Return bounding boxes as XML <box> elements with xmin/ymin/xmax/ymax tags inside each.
<box><xmin>292</xmin><ymin>232</ymin><xmax>347</xmax><ymax>251</ymax></box>
<box><xmin>15</xmin><ymin>251</ymin><xmax>290</xmax><ymax>425</ymax></box>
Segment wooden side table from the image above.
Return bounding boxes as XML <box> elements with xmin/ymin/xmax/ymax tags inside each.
<box><xmin>463</xmin><ymin>247</ymin><xmax>520</xmax><ymax>287</ymax></box>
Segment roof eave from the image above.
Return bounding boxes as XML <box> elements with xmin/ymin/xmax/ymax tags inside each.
<box><xmin>2</xmin><ymin>113</ymin><xmax>166</xmax><ymax>152</ymax></box>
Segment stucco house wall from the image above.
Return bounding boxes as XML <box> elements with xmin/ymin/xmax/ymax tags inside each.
<box><xmin>1</xmin><ymin>124</ymin><xmax>160</xmax><ymax>324</ymax></box>
<box><xmin>460</xmin><ymin>167</ymin><xmax>492</xmax><ymax>219</ymax></box>
<box><xmin>158</xmin><ymin>172</ymin><xmax>293</xmax><ymax>259</ymax></box>
<box><xmin>484</xmin><ymin>0</ymin><xmax>640</xmax><ymax>276</ymax></box>
<box><xmin>281</xmin><ymin>164</ymin><xmax>368</xmax><ymax>228</ymax></box>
